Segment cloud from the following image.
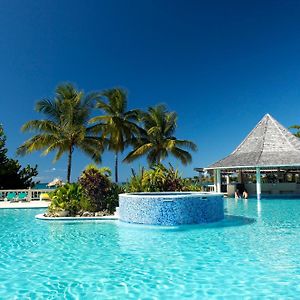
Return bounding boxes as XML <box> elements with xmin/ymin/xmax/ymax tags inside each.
<box><xmin>44</xmin><ymin>167</ymin><xmax>66</xmax><ymax>173</ymax></box>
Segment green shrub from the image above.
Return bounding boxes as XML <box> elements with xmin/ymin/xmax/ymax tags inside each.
<box><xmin>105</xmin><ymin>183</ymin><xmax>125</xmax><ymax>213</ymax></box>
<box><xmin>49</xmin><ymin>183</ymin><xmax>83</xmax><ymax>214</ymax></box>
<box><xmin>126</xmin><ymin>164</ymin><xmax>201</xmax><ymax>192</ymax></box>
<box><xmin>78</xmin><ymin>165</ymin><xmax>120</xmax><ymax>212</ymax></box>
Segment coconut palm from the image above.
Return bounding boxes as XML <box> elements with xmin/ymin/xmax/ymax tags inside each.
<box><xmin>89</xmin><ymin>88</ymin><xmax>140</xmax><ymax>183</ymax></box>
<box><xmin>124</xmin><ymin>104</ymin><xmax>197</xmax><ymax>165</ymax></box>
<box><xmin>17</xmin><ymin>83</ymin><xmax>104</xmax><ymax>183</ymax></box>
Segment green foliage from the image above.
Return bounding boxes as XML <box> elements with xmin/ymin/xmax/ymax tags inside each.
<box><xmin>18</xmin><ymin>83</ymin><xmax>197</xmax><ymax>185</ymax></box>
<box><xmin>126</xmin><ymin>164</ymin><xmax>202</xmax><ymax>192</ymax></box>
<box><xmin>17</xmin><ymin>83</ymin><xmax>103</xmax><ymax>182</ymax></box>
<box><xmin>78</xmin><ymin>165</ymin><xmax>120</xmax><ymax>213</ymax></box>
<box><xmin>124</xmin><ymin>104</ymin><xmax>197</xmax><ymax>166</ymax></box>
<box><xmin>47</xmin><ymin>166</ymin><xmax>122</xmax><ymax>216</ymax></box>
<box><xmin>105</xmin><ymin>183</ymin><xmax>125</xmax><ymax>213</ymax></box>
<box><xmin>89</xmin><ymin>88</ymin><xmax>141</xmax><ymax>182</ymax></box>
<box><xmin>84</xmin><ymin>164</ymin><xmax>112</xmax><ymax>177</ymax></box>
<box><xmin>0</xmin><ymin>125</ymin><xmax>38</xmax><ymax>189</ymax></box>
<box><xmin>289</xmin><ymin>125</ymin><xmax>300</xmax><ymax>138</ymax></box>
<box><xmin>49</xmin><ymin>183</ymin><xmax>83</xmax><ymax>214</ymax></box>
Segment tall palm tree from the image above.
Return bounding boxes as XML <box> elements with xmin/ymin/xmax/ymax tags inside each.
<box><xmin>124</xmin><ymin>104</ymin><xmax>197</xmax><ymax>165</ymax></box>
<box><xmin>17</xmin><ymin>83</ymin><xmax>104</xmax><ymax>183</ymax></box>
<box><xmin>289</xmin><ymin>125</ymin><xmax>300</xmax><ymax>138</ymax></box>
<box><xmin>89</xmin><ymin>88</ymin><xmax>140</xmax><ymax>183</ymax></box>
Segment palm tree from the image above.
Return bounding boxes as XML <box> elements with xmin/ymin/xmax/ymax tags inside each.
<box><xmin>124</xmin><ymin>104</ymin><xmax>197</xmax><ymax>165</ymax></box>
<box><xmin>17</xmin><ymin>83</ymin><xmax>104</xmax><ymax>183</ymax></box>
<box><xmin>89</xmin><ymin>88</ymin><xmax>140</xmax><ymax>183</ymax></box>
<box><xmin>289</xmin><ymin>125</ymin><xmax>300</xmax><ymax>138</ymax></box>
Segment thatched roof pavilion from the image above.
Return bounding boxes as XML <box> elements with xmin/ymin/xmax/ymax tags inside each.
<box><xmin>203</xmin><ymin>114</ymin><xmax>300</xmax><ymax>198</ymax></box>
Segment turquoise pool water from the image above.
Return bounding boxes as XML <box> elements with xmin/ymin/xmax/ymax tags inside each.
<box><xmin>0</xmin><ymin>198</ymin><xmax>300</xmax><ymax>299</ymax></box>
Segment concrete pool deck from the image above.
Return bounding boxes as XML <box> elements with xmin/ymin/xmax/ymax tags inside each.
<box><xmin>0</xmin><ymin>201</ymin><xmax>50</xmax><ymax>209</ymax></box>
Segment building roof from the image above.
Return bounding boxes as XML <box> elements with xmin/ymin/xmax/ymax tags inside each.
<box><xmin>206</xmin><ymin>114</ymin><xmax>300</xmax><ymax>170</ymax></box>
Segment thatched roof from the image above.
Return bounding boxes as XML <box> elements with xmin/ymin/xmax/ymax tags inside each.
<box><xmin>206</xmin><ymin>114</ymin><xmax>300</xmax><ymax>170</ymax></box>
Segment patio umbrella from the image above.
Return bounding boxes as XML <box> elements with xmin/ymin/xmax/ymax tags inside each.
<box><xmin>47</xmin><ymin>178</ymin><xmax>63</xmax><ymax>187</ymax></box>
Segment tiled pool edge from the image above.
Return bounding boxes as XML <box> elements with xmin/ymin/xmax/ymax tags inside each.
<box><xmin>35</xmin><ymin>213</ymin><xmax>118</xmax><ymax>221</ymax></box>
<box><xmin>119</xmin><ymin>192</ymin><xmax>224</xmax><ymax>226</ymax></box>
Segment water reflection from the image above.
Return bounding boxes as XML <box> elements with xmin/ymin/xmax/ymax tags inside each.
<box><xmin>116</xmin><ymin>215</ymin><xmax>256</xmax><ymax>232</ymax></box>
<box><xmin>257</xmin><ymin>199</ymin><xmax>262</xmax><ymax>218</ymax></box>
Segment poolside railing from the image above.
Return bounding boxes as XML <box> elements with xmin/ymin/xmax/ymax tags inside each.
<box><xmin>0</xmin><ymin>189</ymin><xmax>55</xmax><ymax>201</ymax></box>
<box><xmin>202</xmin><ymin>184</ymin><xmax>215</xmax><ymax>192</ymax></box>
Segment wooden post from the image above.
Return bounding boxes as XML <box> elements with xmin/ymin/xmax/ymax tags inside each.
<box><xmin>238</xmin><ymin>170</ymin><xmax>243</xmax><ymax>183</ymax></box>
<box><xmin>256</xmin><ymin>167</ymin><xmax>261</xmax><ymax>200</ymax></box>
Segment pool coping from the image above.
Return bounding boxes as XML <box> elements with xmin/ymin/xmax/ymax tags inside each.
<box><xmin>35</xmin><ymin>213</ymin><xmax>118</xmax><ymax>221</ymax></box>
<box><xmin>0</xmin><ymin>201</ymin><xmax>50</xmax><ymax>209</ymax></box>
<box><xmin>119</xmin><ymin>192</ymin><xmax>224</xmax><ymax>199</ymax></box>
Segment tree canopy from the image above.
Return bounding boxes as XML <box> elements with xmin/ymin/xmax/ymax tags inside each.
<box><xmin>17</xmin><ymin>83</ymin><xmax>104</xmax><ymax>183</ymax></box>
<box><xmin>89</xmin><ymin>88</ymin><xmax>140</xmax><ymax>182</ymax></box>
<box><xmin>124</xmin><ymin>104</ymin><xmax>197</xmax><ymax>165</ymax></box>
<box><xmin>0</xmin><ymin>125</ymin><xmax>37</xmax><ymax>189</ymax></box>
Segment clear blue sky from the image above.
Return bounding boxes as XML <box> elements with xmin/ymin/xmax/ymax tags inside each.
<box><xmin>1</xmin><ymin>0</ymin><xmax>300</xmax><ymax>182</ymax></box>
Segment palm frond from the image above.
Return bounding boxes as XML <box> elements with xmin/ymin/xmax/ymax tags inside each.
<box><xmin>17</xmin><ymin>134</ymin><xmax>59</xmax><ymax>156</ymax></box>
<box><xmin>174</xmin><ymin>139</ymin><xmax>198</xmax><ymax>151</ymax></box>
<box><xmin>21</xmin><ymin>120</ymin><xmax>60</xmax><ymax>133</ymax></box>
<box><xmin>123</xmin><ymin>143</ymin><xmax>153</xmax><ymax>163</ymax></box>
<box><xmin>170</xmin><ymin>147</ymin><xmax>192</xmax><ymax>165</ymax></box>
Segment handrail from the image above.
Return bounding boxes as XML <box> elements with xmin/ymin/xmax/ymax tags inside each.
<box><xmin>0</xmin><ymin>189</ymin><xmax>55</xmax><ymax>201</ymax></box>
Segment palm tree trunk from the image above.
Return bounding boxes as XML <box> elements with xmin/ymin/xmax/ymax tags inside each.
<box><xmin>67</xmin><ymin>145</ymin><xmax>73</xmax><ymax>183</ymax></box>
<box><xmin>115</xmin><ymin>152</ymin><xmax>118</xmax><ymax>183</ymax></box>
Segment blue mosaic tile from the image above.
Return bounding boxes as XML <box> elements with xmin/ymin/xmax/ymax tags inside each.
<box><xmin>119</xmin><ymin>192</ymin><xmax>224</xmax><ymax>226</ymax></box>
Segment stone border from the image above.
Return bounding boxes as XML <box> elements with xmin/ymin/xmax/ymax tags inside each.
<box><xmin>35</xmin><ymin>213</ymin><xmax>118</xmax><ymax>221</ymax></box>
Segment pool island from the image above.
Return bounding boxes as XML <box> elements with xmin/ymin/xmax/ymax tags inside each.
<box><xmin>119</xmin><ymin>192</ymin><xmax>224</xmax><ymax>226</ymax></box>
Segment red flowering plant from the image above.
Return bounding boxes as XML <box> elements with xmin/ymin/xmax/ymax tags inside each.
<box><xmin>78</xmin><ymin>165</ymin><xmax>120</xmax><ymax>213</ymax></box>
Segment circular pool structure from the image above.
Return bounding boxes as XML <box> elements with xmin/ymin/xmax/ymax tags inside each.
<box><xmin>119</xmin><ymin>192</ymin><xmax>224</xmax><ymax>226</ymax></box>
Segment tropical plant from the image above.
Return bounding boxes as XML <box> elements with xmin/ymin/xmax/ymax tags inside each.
<box><xmin>0</xmin><ymin>124</ymin><xmax>37</xmax><ymax>189</ymax></box>
<box><xmin>89</xmin><ymin>88</ymin><xmax>140</xmax><ymax>182</ymax></box>
<box><xmin>289</xmin><ymin>125</ymin><xmax>300</xmax><ymax>138</ymax></box>
<box><xmin>126</xmin><ymin>164</ymin><xmax>201</xmax><ymax>192</ymax></box>
<box><xmin>84</xmin><ymin>164</ymin><xmax>112</xmax><ymax>177</ymax></box>
<box><xmin>78</xmin><ymin>165</ymin><xmax>120</xmax><ymax>212</ymax></box>
<box><xmin>17</xmin><ymin>83</ymin><xmax>104</xmax><ymax>182</ymax></box>
<box><xmin>124</xmin><ymin>104</ymin><xmax>197</xmax><ymax>166</ymax></box>
<box><xmin>49</xmin><ymin>183</ymin><xmax>83</xmax><ymax>215</ymax></box>
<box><xmin>105</xmin><ymin>183</ymin><xmax>124</xmax><ymax>213</ymax></box>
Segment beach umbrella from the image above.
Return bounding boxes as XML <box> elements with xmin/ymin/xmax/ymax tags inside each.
<box><xmin>47</xmin><ymin>178</ymin><xmax>63</xmax><ymax>187</ymax></box>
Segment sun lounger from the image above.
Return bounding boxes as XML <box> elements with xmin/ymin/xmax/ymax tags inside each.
<box><xmin>17</xmin><ymin>192</ymin><xmax>28</xmax><ymax>202</ymax></box>
<box><xmin>5</xmin><ymin>192</ymin><xmax>17</xmax><ymax>202</ymax></box>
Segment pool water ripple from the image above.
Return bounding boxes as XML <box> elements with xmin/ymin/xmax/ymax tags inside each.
<box><xmin>0</xmin><ymin>199</ymin><xmax>300</xmax><ymax>299</ymax></box>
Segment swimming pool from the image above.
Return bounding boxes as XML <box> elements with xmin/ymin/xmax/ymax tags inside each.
<box><xmin>0</xmin><ymin>198</ymin><xmax>299</xmax><ymax>298</ymax></box>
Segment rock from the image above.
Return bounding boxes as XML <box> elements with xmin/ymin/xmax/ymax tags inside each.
<box><xmin>56</xmin><ymin>210</ymin><xmax>69</xmax><ymax>217</ymax></box>
<box><xmin>82</xmin><ymin>211</ymin><xmax>90</xmax><ymax>217</ymax></box>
